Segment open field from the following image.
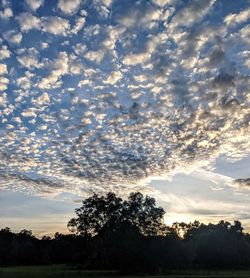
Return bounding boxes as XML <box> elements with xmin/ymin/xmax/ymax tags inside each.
<box><xmin>1</xmin><ymin>266</ymin><xmax>250</xmax><ymax>278</ymax></box>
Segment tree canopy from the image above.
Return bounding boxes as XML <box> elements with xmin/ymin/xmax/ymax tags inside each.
<box><xmin>1</xmin><ymin>192</ymin><xmax>250</xmax><ymax>273</ymax></box>
<box><xmin>67</xmin><ymin>192</ymin><xmax>166</xmax><ymax>237</ymax></box>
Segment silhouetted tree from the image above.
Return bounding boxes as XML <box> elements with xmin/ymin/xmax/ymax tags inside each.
<box><xmin>68</xmin><ymin>192</ymin><xmax>166</xmax><ymax>237</ymax></box>
<box><xmin>1</xmin><ymin>192</ymin><xmax>250</xmax><ymax>273</ymax></box>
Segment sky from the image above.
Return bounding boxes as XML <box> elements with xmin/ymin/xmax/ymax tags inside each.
<box><xmin>0</xmin><ymin>0</ymin><xmax>250</xmax><ymax>237</ymax></box>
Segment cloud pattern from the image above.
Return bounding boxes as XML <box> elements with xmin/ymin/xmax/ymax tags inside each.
<box><xmin>0</xmin><ymin>0</ymin><xmax>249</xmax><ymax>195</ymax></box>
<box><xmin>234</xmin><ymin>178</ymin><xmax>250</xmax><ymax>188</ymax></box>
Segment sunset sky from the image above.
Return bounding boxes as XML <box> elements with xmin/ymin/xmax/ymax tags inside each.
<box><xmin>0</xmin><ymin>0</ymin><xmax>249</xmax><ymax>237</ymax></box>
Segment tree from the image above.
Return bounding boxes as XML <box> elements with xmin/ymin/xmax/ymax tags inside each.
<box><xmin>68</xmin><ymin>192</ymin><xmax>166</xmax><ymax>237</ymax></box>
<box><xmin>68</xmin><ymin>192</ymin><xmax>123</xmax><ymax>237</ymax></box>
<box><xmin>18</xmin><ymin>229</ymin><xmax>33</xmax><ymax>238</ymax></box>
<box><xmin>123</xmin><ymin>192</ymin><xmax>166</xmax><ymax>236</ymax></box>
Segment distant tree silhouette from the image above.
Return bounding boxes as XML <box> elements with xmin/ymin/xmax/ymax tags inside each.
<box><xmin>68</xmin><ymin>192</ymin><xmax>166</xmax><ymax>237</ymax></box>
<box><xmin>1</xmin><ymin>192</ymin><xmax>250</xmax><ymax>273</ymax></box>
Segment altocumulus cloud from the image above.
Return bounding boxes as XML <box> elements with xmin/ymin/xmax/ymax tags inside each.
<box><xmin>0</xmin><ymin>0</ymin><xmax>249</xmax><ymax>196</ymax></box>
<box><xmin>234</xmin><ymin>178</ymin><xmax>250</xmax><ymax>189</ymax></box>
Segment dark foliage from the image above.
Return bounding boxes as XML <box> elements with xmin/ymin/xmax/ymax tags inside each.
<box><xmin>67</xmin><ymin>192</ymin><xmax>166</xmax><ymax>237</ymax></box>
<box><xmin>1</xmin><ymin>192</ymin><xmax>250</xmax><ymax>274</ymax></box>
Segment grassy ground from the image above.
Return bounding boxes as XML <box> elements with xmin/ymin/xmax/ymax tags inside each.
<box><xmin>1</xmin><ymin>265</ymin><xmax>250</xmax><ymax>278</ymax></box>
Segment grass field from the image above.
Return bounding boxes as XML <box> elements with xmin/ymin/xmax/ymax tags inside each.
<box><xmin>1</xmin><ymin>265</ymin><xmax>250</xmax><ymax>278</ymax></box>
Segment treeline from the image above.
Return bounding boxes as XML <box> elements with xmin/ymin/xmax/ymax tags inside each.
<box><xmin>1</xmin><ymin>192</ymin><xmax>250</xmax><ymax>274</ymax></box>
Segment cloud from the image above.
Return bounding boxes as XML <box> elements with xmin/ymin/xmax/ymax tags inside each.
<box><xmin>92</xmin><ymin>0</ymin><xmax>112</xmax><ymax>18</ymax></box>
<box><xmin>0</xmin><ymin>76</ymin><xmax>9</xmax><ymax>91</ymax></box>
<box><xmin>134</xmin><ymin>75</ymin><xmax>147</xmax><ymax>83</ymax></box>
<box><xmin>152</xmin><ymin>0</ymin><xmax>175</xmax><ymax>7</ymax></box>
<box><xmin>233</xmin><ymin>178</ymin><xmax>250</xmax><ymax>188</ymax></box>
<box><xmin>0</xmin><ymin>63</ymin><xmax>7</xmax><ymax>75</ymax></box>
<box><xmin>68</xmin><ymin>54</ymin><xmax>83</xmax><ymax>75</ymax></box>
<box><xmin>0</xmin><ymin>0</ymin><xmax>250</xmax><ymax>196</ymax></box>
<box><xmin>168</xmin><ymin>0</ymin><xmax>216</xmax><ymax>31</ymax></box>
<box><xmin>103</xmin><ymin>71</ymin><xmax>122</xmax><ymax>85</ymax></box>
<box><xmin>17</xmin><ymin>53</ymin><xmax>40</xmax><ymax>69</ymax></box>
<box><xmin>32</xmin><ymin>92</ymin><xmax>50</xmax><ymax>105</ymax></box>
<box><xmin>116</xmin><ymin>1</ymin><xmax>162</xmax><ymax>29</ymax></box>
<box><xmin>73</xmin><ymin>43</ymin><xmax>87</xmax><ymax>55</ymax></box>
<box><xmin>70</xmin><ymin>17</ymin><xmax>86</xmax><ymax>35</ymax></box>
<box><xmin>123</xmin><ymin>52</ymin><xmax>150</xmax><ymax>66</ymax></box>
<box><xmin>0</xmin><ymin>45</ymin><xmax>11</xmax><ymax>60</ymax></box>
<box><xmin>37</xmin><ymin>51</ymin><xmax>69</xmax><ymax>89</ymax></box>
<box><xmin>102</xmin><ymin>25</ymin><xmax>125</xmax><ymax>57</ymax></box>
<box><xmin>0</xmin><ymin>7</ymin><xmax>13</xmax><ymax>19</ymax></box>
<box><xmin>224</xmin><ymin>8</ymin><xmax>250</xmax><ymax>26</ymax></box>
<box><xmin>21</xmin><ymin>109</ymin><xmax>37</xmax><ymax>118</ymax></box>
<box><xmin>57</xmin><ymin>0</ymin><xmax>81</xmax><ymax>15</ymax></box>
<box><xmin>212</xmin><ymin>72</ymin><xmax>234</xmax><ymax>89</ymax></box>
<box><xmin>84</xmin><ymin>49</ymin><xmax>105</xmax><ymax>63</ymax></box>
<box><xmin>25</xmin><ymin>0</ymin><xmax>44</xmax><ymax>11</ymax></box>
<box><xmin>122</xmin><ymin>34</ymin><xmax>162</xmax><ymax>65</ymax></box>
<box><xmin>240</xmin><ymin>24</ymin><xmax>250</xmax><ymax>41</ymax></box>
<box><xmin>41</xmin><ymin>16</ymin><xmax>70</xmax><ymax>36</ymax></box>
<box><xmin>17</xmin><ymin>76</ymin><xmax>31</xmax><ymax>90</ymax></box>
<box><xmin>16</xmin><ymin>12</ymin><xmax>41</xmax><ymax>32</ymax></box>
<box><xmin>3</xmin><ymin>30</ymin><xmax>22</xmax><ymax>44</ymax></box>
<box><xmin>0</xmin><ymin>92</ymin><xmax>7</xmax><ymax>106</ymax></box>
